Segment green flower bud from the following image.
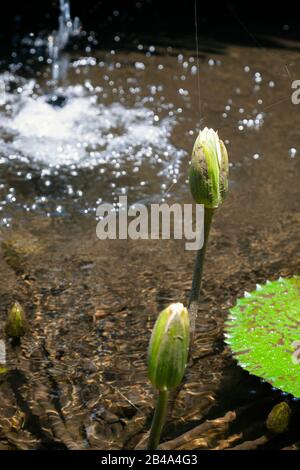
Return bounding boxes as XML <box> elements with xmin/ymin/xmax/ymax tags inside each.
<box><xmin>189</xmin><ymin>127</ymin><xmax>229</xmax><ymax>208</ymax></box>
<box><xmin>266</xmin><ymin>402</ymin><xmax>291</xmax><ymax>434</ymax></box>
<box><xmin>5</xmin><ymin>302</ymin><xmax>27</xmax><ymax>339</ymax></box>
<box><xmin>148</xmin><ymin>303</ymin><xmax>190</xmax><ymax>391</ymax></box>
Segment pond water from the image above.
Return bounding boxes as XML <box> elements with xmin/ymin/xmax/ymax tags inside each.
<box><xmin>0</xmin><ymin>9</ymin><xmax>300</xmax><ymax>449</ymax></box>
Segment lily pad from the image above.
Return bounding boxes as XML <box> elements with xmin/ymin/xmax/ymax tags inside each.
<box><xmin>225</xmin><ymin>276</ymin><xmax>300</xmax><ymax>397</ymax></box>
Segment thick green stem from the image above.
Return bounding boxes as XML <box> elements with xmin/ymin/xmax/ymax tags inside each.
<box><xmin>188</xmin><ymin>207</ymin><xmax>214</xmax><ymax>337</ymax></box>
<box><xmin>147</xmin><ymin>389</ymin><xmax>169</xmax><ymax>450</ymax></box>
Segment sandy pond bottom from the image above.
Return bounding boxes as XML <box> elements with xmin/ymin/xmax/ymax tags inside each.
<box><xmin>0</xmin><ymin>38</ymin><xmax>300</xmax><ymax>449</ymax></box>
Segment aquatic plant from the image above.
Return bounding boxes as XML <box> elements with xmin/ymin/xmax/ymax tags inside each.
<box><xmin>146</xmin><ymin>129</ymin><xmax>228</xmax><ymax>449</ymax></box>
<box><xmin>147</xmin><ymin>303</ymin><xmax>190</xmax><ymax>449</ymax></box>
<box><xmin>5</xmin><ymin>302</ymin><xmax>27</xmax><ymax>339</ymax></box>
<box><xmin>225</xmin><ymin>276</ymin><xmax>300</xmax><ymax>397</ymax></box>
<box><xmin>189</xmin><ymin>127</ymin><xmax>229</xmax><ymax>333</ymax></box>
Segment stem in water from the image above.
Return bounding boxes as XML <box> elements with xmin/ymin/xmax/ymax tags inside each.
<box><xmin>147</xmin><ymin>389</ymin><xmax>169</xmax><ymax>450</ymax></box>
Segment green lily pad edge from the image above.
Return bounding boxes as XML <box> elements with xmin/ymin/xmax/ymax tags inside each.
<box><xmin>225</xmin><ymin>276</ymin><xmax>300</xmax><ymax>398</ymax></box>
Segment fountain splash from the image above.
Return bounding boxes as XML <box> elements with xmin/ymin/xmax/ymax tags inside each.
<box><xmin>0</xmin><ymin>0</ymin><xmax>186</xmax><ymax>222</ymax></box>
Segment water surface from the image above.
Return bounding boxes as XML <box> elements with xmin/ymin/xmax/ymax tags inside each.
<box><xmin>0</xmin><ymin>32</ymin><xmax>300</xmax><ymax>449</ymax></box>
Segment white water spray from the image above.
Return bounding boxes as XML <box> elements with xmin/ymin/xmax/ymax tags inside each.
<box><xmin>48</xmin><ymin>0</ymin><xmax>81</xmax><ymax>81</ymax></box>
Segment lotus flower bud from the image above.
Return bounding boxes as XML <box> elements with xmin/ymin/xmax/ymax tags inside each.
<box><xmin>266</xmin><ymin>402</ymin><xmax>291</xmax><ymax>434</ymax></box>
<box><xmin>189</xmin><ymin>127</ymin><xmax>229</xmax><ymax>208</ymax></box>
<box><xmin>5</xmin><ymin>302</ymin><xmax>27</xmax><ymax>338</ymax></box>
<box><xmin>148</xmin><ymin>303</ymin><xmax>190</xmax><ymax>391</ymax></box>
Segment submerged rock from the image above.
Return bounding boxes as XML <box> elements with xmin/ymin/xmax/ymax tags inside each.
<box><xmin>46</xmin><ymin>94</ymin><xmax>68</xmax><ymax>108</ymax></box>
<box><xmin>2</xmin><ymin>232</ymin><xmax>43</xmax><ymax>272</ymax></box>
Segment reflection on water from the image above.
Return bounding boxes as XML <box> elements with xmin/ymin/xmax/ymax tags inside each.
<box><xmin>1</xmin><ymin>20</ymin><xmax>300</xmax><ymax>449</ymax></box>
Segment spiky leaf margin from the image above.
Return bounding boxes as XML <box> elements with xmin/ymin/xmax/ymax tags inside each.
<box><xmin>225</xmin><ymin>276</ymin><xmax>300</xmax><ymax>397</ymax></box>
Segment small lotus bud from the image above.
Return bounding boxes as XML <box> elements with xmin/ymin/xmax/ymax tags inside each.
<box><xmin>148</xmin><ymin>303</ymin><xmax>190</xmax><ymax>391</ymax></box>
<box><xmin>5</xmin><ymin>302</ymin><xmax>27</xmax><ymax>339</ymax></box>
<box><xmin>189</xmin><ymin>127</ymin><xmax>229</xmax><ymax>208</ymax></box>
<box><xmin>266</xmin><ymin>402</ymin><xmax>291</xmax><ymax>434</ymax></box>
